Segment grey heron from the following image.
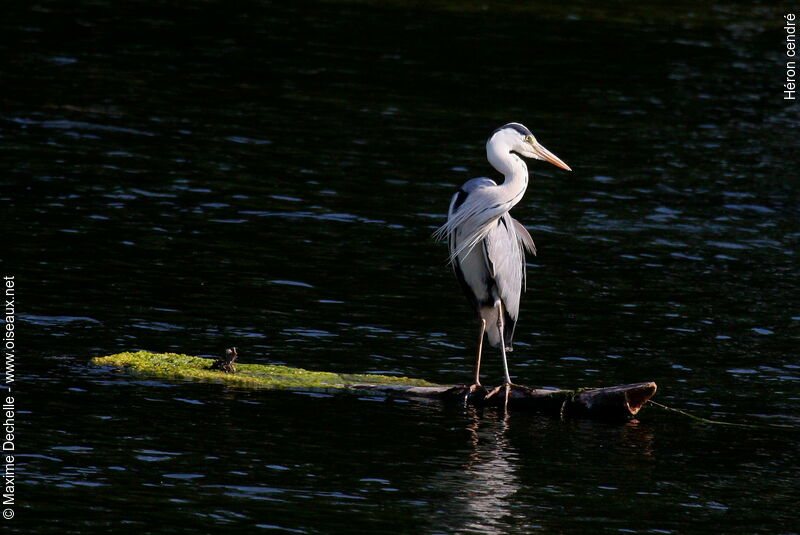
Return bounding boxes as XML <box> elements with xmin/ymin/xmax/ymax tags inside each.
<box><xmin>434</xmin><ymin>123</ymin><xmax>571</xmax><ymax>395</ymax></box>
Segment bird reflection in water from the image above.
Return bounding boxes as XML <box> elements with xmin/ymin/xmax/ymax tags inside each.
<box><xmin>424</xmin><ymin>410</ymin><xmax>657</xmax><ymax>533</ymax></box>
<box><xmin>427</xmin><ymin>409</ymin><xmax>523</xmax><ymax>533</ymax></box>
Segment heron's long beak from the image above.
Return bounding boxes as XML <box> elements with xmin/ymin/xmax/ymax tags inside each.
<box><xmin>533</xmin><ymin>142</ymin><xmax>572</xmax><ymax>171</ymax></box>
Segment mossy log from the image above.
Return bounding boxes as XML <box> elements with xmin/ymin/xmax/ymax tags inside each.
<box><xmin>92</xmin><ymin>351</ymin><xmax>438</xmax><ymax>389</ymax></box>
<box><xmin>92</xmin><ymin>351</ymin><xmax>656</xmax><ymax>421</ymax></box>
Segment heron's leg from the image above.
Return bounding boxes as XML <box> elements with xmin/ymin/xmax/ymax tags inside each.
<box><xmin>473</xmin><ymin>319</ymin><xmax>486</xmax><ymax>387</ymax></box>
<box><xmin>483</xmin><ymin>302</ymin><xmax>513</xmax><ymax>408</ymax></box>
<box><xmin>495</xmin><ymin>301</ymin><xmax>512</xmax><ymax>385</ymax></box>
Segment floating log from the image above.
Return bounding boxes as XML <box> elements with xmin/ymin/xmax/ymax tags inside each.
<box><xmin>91</xmin><ymin>351</ymin><xmax>438</xmax><ymax>390</ymax></box>
<box><xmin>347</xmin><ymin>383</ymin><xmax>657</xmax><ymax>420</ymax></box>
<box><xmin>92</xmin><ymin>351</ymin><xmax>656</xmax><ymax>421</ymax></box>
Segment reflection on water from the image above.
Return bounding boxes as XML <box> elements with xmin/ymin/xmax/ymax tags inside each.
<box><xmin>439</xmin><ymin>411</ymin><xmax>520</xmax><ymax>533</ymax></box>
<box><xmin>4</xmin><ymin>0</ymin><xmax>799</xmax><ymax>533</ymax></box>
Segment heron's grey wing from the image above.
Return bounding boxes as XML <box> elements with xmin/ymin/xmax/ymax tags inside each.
<box><xmin>483</xmin><ymin>213</ymin><xmax>525</xmax><ymax>346</ymax></box>
<box><xmin>446</xmin><ymin>178</ymin><xmax>499</xmax><ymax>312</ymax></box>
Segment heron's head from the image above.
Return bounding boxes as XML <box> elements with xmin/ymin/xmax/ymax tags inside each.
<box><xmin>489</xmin><ymin>122</ymin><xmax>571</xmax><ymax>171</ymax></box>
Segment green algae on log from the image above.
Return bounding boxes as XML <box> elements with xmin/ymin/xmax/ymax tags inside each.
<box><xmin>92</xmin><ymin>351</ymin><xmax>657</xmax><ymax>420</ymax></box>
<box><xmin>92</xmin><ymin>351</ymin><xmax>438</xmax><ymax>390</ymax></box>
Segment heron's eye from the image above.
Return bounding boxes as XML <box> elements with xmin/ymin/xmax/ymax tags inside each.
<box><xmin>524</xmin><ymin>135</ymin><xmax>534</xmax><ymax>144</ymax></box>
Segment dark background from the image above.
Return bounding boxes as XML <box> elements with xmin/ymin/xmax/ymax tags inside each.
<box><xmin>2</xmin><ymin>1</ymin><xmax>799</xmax><ymax>533</ymax></box>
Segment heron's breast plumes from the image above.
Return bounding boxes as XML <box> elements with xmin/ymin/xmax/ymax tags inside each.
<box><xmin>433</xmin><ymin>184</ymin><xmax>519</xmax><ymax>263</ymax></box>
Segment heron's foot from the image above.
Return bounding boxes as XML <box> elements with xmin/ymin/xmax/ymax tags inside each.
<box><xmin>485</xmin><ymin>382</ymin><xmax>514</xmax><ymax>409</ymax></box>
<box><xmin>484</xmin><ymin>382</ymin><xmax>514</xmax><ymax>398</ymax></box>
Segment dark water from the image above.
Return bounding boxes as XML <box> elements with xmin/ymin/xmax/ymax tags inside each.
<box><xmin>3</xmin><ymin>0</ymin><xmax>800</xmax><ymax>533</ymax></box>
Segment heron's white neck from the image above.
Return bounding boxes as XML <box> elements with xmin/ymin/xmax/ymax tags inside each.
<box><xmin>486</xmin><ymin>140</ymin><xmax>529</xmax><ymax>209</ymax></box>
